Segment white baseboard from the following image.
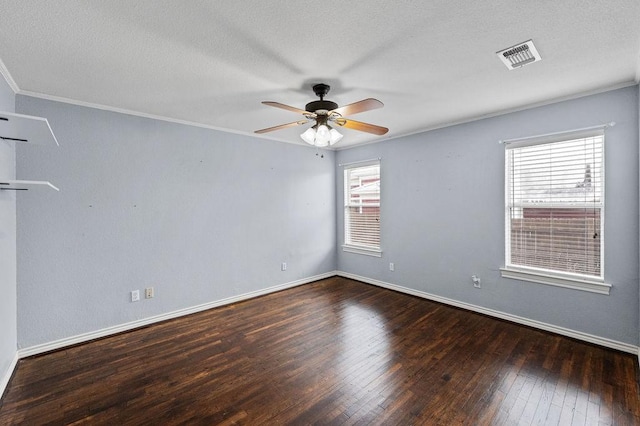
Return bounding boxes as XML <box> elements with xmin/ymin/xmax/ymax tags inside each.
<box><xmin>18</xmin><ymin>271</ymin><xmax>337</xmax><ymax>359</ymax></box>
<box><xmin>14</xmin><ymin>270</ymin><xmax>640</xmax><ymax>360</ymax></box>
<box><xmin>337</xmin><ymin>271</ymin><xmax>639</xmax><ymax>355</ymax></box>
<box><xmin>0</xmin><ymin>351</ymin><xmax>20</xmax><ymax>399</ymax></box>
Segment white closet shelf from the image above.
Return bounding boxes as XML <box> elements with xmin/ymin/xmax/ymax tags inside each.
<box><xmin>0</xmin><ymin>111</ymin><xmax>59</xmax><ymax>147</ymax></box>
<box><xmin>0</xmin><ymin>180</ymin><xmax>60</xmax><ymax>192</ymax></box>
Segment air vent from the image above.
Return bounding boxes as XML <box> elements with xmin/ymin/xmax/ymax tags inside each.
<box><xmin>497</xmin><ymin>39</ymin><xmax>541</xmax><ymax>70</ymax></box>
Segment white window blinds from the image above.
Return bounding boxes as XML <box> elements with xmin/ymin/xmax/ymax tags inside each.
<box><xmin>505</xmin><ymin>131</ymin><xmax>604</xmax><ymax>280</ymax></box>
<box><xmin>344</xmin><ymin>162</ymin><xmax>380</xmax><ymax>253</ymax></box>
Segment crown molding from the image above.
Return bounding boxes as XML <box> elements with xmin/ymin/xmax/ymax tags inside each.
<box><xmin>17</xmin><ymin>90</ymin><xmax>309</xmax><ymax>149</ymax></box>
<box><xmin>17</xmin><ymin>90</ymin><xmax>249</xmax><ymax>135</ymax></box>
<box><xmin>13</xmin><ymin>76</ymin><xmax>639</xmax><ymax>152</ymax></box>
<box><xmin>336</xmin><ymin>80</ymin><xmax>639</xmax><ymax>151</ymax></box>
<box><xmin>0</xmin><ymin>57</ymin><xmax>19</xmax><ymax>94</ymax></box>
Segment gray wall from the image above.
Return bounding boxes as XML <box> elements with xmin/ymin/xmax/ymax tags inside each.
<box><xmin>15</xmin><ymin>96</ymin><xmax>336</xmax><ymax>348</ymax></box>
<box><xmin>9</xmin><ymin>85</ymin><xmax>640</xmax><ymax>352</ymax></box>
<box><xmin>0</xmin><ymin>73</ymin><xmax>16</xmax><ymax>389</ymax></box>
<box><xmin>336</xmin><ymin>86</ymin><xmax>639</xmax><ymax>345</ymax></box>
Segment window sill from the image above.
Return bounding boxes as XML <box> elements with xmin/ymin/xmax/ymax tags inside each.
<box><xmin>342</xmin><ymin>245</ymin><xmax>382</xmax><ymax>257</ymax></box>
<box><xmin>500</xmin><ymin>267</ymin><xmax>611</xmax><ymax>295</ymax></box>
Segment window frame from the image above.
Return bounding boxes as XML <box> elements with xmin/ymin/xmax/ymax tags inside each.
<box><xmin>501</xmin><ymin>128</ymin><xmax>611</xmax><ymax>295</ymax></box>
<box><xmin>342</xmin><ymin>160</ymin><xmax>382</xmax><ymax>257</ymax></box>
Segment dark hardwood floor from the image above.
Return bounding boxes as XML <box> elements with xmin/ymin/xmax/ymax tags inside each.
<box><xmin>1</xmin><ymin>277</ymin><xmax>639</xmax><ymax>425</ymax></box>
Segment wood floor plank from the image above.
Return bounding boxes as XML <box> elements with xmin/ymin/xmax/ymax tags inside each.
<box><xmin>1</xmin><ymin>277</ymin><xmax>639</xmax><ymax>425</ymax></box>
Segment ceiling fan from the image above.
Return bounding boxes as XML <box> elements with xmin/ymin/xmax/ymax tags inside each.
<box><xmin>255</xmin><ymin>83</ymin><xmax>388</xmax><ymax>147</ymax></box>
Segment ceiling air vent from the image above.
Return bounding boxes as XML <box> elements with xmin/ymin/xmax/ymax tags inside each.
<box><xmin>497</xmin><ymin>39</ymin><xmax>541</xmax><ymax>70</ymax></box>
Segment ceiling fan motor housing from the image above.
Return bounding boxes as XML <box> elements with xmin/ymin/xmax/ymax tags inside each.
<box><xmin>305</xmin><ymin>100</ymin><xmax>338</xmax><ymax>113</ymax></box>
<box><xmin>306</xmin><ymin>83</ymin><xmax>337</xmax><ymax>113</ymax></box>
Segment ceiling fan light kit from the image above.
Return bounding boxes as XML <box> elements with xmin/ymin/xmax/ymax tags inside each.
<box><xmin>300</xmin><ymin>124</ymin><xmax>343</xmax><ymax>147</ymax></box>
<box><xmin>255</xmin><ymin>83</ymin><xmax>388</xmax><ymax>148</ymax></box>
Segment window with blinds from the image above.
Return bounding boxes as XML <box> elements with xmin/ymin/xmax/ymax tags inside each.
<box><xmin>344</xmin><ymin>162</ymin><xmax>381</xmax><ymax>255</ymax></box>
<box><xmin>505</xmin><ymin>130</ymin><xmax>604</xmax><ymax>283</ymax></box>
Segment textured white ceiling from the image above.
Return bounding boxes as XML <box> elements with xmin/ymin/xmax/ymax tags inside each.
<box><xmin>1</xmin><ymin>0</ymin><xmax>639</xmax><ymax>148</ymax></box>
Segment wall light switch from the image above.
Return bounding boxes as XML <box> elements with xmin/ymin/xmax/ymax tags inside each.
<box><xmin>389</xmin><ymin>262</ymin><xmax>395</xmax><ymax>271</ymax></box>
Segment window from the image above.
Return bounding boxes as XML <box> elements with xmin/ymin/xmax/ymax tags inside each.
<box><xmin>502</xmin><ymin>129</ymin><xmax>610</xmax><ymax>294</ymax></box>
<box><xmin>343</xmin><ymin>161</ymin><xmax>381</xmax><ymax>256</ymax></box>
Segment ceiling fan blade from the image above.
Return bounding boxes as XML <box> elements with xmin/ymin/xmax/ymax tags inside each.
<box><xmin>262</xmin><ymin>101</ymin><xmax>311</xmax><ymax>116</ymax></box>
<box><xmin>336</xmin><ymin>118</ymin><xmax>389</xmax><ymax>135</ymax></box>
<box><xmin>254</xmin><ymin>120</ymin><xmax>309</xmax><ymax>134</ymax></box>
<box><xmin>331</xmin><ymin>98</ymin><xmax>384</xmax><ymax>117</ymax></box>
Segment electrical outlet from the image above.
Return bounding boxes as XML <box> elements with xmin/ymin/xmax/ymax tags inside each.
<box><xmin>389</xmin><ymin>262</ymin><xmax>395</xmax><ymax>271</ymax></box>
<box><xmin>281</xmin><ymin>262</ymin><xmax>287</xmax><ymax>271</ymax></box>
<box><xmin>472</xmin><ymin>275</ymin><xmax>481</xmax><ymax>288</ymax></box>
<box><xmin>131</xmin><ymin>290</ymin><xmax>140</xmax><ymax>302</ymax></box>
<box><xmin>145</xmin><ymin>287</ymin><xmax>154</xmax><ymax>299</ymax></box>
